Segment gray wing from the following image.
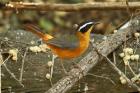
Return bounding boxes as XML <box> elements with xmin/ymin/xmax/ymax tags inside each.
<box><xmin>46</xmin><ymin>35</ymin><xmax>79</xmax><ymax>49</ymax></box>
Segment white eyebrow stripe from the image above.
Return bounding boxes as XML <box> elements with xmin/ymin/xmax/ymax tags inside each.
<box><xmin>78</xmin><ymin>22</ymin><xmax>93</xmax><ymax>31</ymax></box>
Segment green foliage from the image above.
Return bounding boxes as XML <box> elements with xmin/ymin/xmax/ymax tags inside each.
<box><xmin>39</xmin><ymin>18</ymin><xmax>54</xmax><ymax>32</ymax></box>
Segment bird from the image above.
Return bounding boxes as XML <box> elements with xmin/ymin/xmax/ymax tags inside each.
<box><xmin>24</xmin><ymin>21</ymin><xmax>99</xmax><ymax>58</ymax></box>
<box><xmin>23</xmin><ymin>20</ymin><xmax>99</xmax><ymax>73</ymax></box>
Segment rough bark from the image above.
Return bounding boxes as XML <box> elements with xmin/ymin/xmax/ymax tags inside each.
<box><xmin>46</xmin><ymin>17</ymin><xmax>140</xmax><ymax>93</ymax></box>
<box><xmin>1</xmin><ymin>17</ymin><xmax>140</xmax><ymax>93</ymax></box>
<box><xmin>1</xmin><ymin>2</ymin><xmax>140</xmax><ymax>11</ymax></box>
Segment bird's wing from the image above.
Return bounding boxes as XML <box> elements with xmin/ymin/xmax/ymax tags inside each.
<box><xmin>47</xmin><ymin>35</ymin><xmax>79</xmax><ymax>49</ymax></box>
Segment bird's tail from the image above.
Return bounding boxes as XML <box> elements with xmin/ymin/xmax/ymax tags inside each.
<box><xmin>23</xmin><ymin>24</ymin><xmax>53</xmax><ymax>41</ymax></box>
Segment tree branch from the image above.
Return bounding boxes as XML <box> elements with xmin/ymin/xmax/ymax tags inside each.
<box><xmin>45</xmin><ymin>17</ymin><xmax>140</xmax><ymax>93</ymax></box>
<box><xmin>0</xmin><ymin>52</ymin><xmax>3</xmax><ymax>65</ymax></box>
<box><xmin>1</xmin><ymin>2</ymin><xmax>140</xmax><ymax>11</ymax></box>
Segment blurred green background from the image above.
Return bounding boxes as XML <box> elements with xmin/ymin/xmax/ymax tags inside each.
<box><xmin>0</xmin><ymin>0</ymin><xmax>135</xmax><ymax>36</ymax></box>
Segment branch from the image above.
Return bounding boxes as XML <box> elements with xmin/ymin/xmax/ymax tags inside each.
<box><xmin>1</xmin><ymin>2</ymin><xmax>140</xmax><ymax>11</ymax></box>
<box><xmin>3</xmin><ymin>62</ymin><xmax>24</xmax><ymax>87</ymax></box>
<box><xmin>45</xmin><ymin>17</ymin><xmax>140</xmax><ymax>93</ymax></box>
<box><xmin>19</xmin><ymin>48</ymin><xmax>28</xmax><ymax>82</ymax></box>
<box><xmin>99</xmin><ymin>52</ymin><xmax>140</xmax><ymax>91</ymax></box>
<box><xmin>0</xmin><ymin>52</ymin><xmax>3</xmax><ymax>65</ymax></box>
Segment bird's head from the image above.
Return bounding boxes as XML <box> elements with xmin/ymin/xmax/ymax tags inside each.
<box><xmin>77</xmin><ymin>20</ymin><xmax>100</xmax><ymax>34</ymax></box>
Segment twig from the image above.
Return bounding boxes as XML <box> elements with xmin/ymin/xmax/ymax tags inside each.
<box><xmin>126</xmin><ymin>0</ymin><xmax>132</xmax><ymax>17</ymax></box>
<box><xmin>0</xmin><ymin>38</ymin><xmax>32</xmax><ymax>46</ymax></box>
<box><xmin>0</xmin><ymin>52</ymin><xmax>4</xmax><ymax>65</ymax></box>
<box><xmin>46</xmin><ymin>17</ymin><xmax>139</xmax><ymax>93</ymax></box>
<box><xmin>50</xmin><ymin>55</ymin><xmax>57</xmax><ymax>78</ymax></box>
<box><xmin>60</xmin><ymin>59</ymin><xmax>68</xmax><ymax>74</ymax></box>
<box><xmin>100</xmin><ymin>54</ymin><xmax>140</xmax><ymax>91</ymax></box>
<box><xmin>1</xmin><ymin>55</ymin><xmax>11</xmax><ymax>66</ymax></box>
<box><xmin>1</xmin><ymin>2</ymin><xmax>140</xmax><ymax>11</ymax></box>
<box><xmin>1</xmin><ymin>53</ymin><xmax>24</xmax><ymax>87</ymax></box>
<box><xmin>134</xmin><ymin>38</ymin><xmax>139</xmax><ymax>54</ymax></box>
<box><xmin>125</xmin><ymin>65</ymin><xmax>127</xmax><ymax>75</ymax></box>
<box><xmin>87</xmin><ymin>73</ymin><xmax>116</xmax><ymax>85</ymax></box>
<box><xmin>127</xmin><ymin>62</ymin><xmax>136</xmax><ymax>76</ymax></box>
<box><xmin>136</xmin><ymin>60</ymin><xmax>139</xmax><ymax>73</ymax></box>
<box><xmin>113</xmin><ymin>52</ymin><xmax>116</xmax><ymax>65</ymax></box>
<box><xmin>19</xmin><ymin>48</ymin><xmax>28</xmax><ymax>82</ymax></box>
<box><xmin>49</xmin><ymin>78</ymin><xmax>53</xmax><ymax>87</ymax></box>
<box><xmin>3</xmin><ymin>63</ymin><xmax>24</xmax><ymax>87</ymax></box>
<box><xmin>123</xmin><ymin>0</ymin><xmax>133</xmax><ymax>48</ymax></box>
<box><xmin>49</xmin><ymin>54</ymin><xmax>57</xmax><ymax>87</ymax></box>
<box><xmin>0</xmin><ymin>52</ymin><xmax>2</xmax><ymax>93</ymax></box>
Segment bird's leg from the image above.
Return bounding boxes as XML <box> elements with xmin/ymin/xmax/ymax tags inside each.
<box><xmin>60</xmin><ymin>59</ymin><xmax>68</xmax><ymax>74</ymax></box>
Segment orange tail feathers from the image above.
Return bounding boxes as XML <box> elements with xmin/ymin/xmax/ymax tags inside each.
<box><xmin>23</xmin><ymin>24</ymin><xmax>53</xmax><ymax>41</ymax></box>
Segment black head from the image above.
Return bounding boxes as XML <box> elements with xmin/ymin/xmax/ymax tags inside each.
<box><xmin>77</xmin><ymin>21</ymin><xmax>99</xmax><ymax>33</ymax></box>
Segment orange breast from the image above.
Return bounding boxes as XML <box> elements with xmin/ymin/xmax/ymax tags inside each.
<box><xmin>48</xmin><ymin>44</ymin><xmax>88</xmax><ymax>59</ymax></box>
<box><xmin>47</xmin><ymin>32</ymin><xmax>90</xmax><ymax>59</ymax></box>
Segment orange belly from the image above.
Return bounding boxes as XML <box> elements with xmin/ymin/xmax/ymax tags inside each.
<box><xmin>48</xmin><ymin>44</ymin><xmax>89</xmax><ymax>59</ymax></box>
<box><xmin>46</xmin><ymin>31</ymin><xmax>90</xmax><ymax>59</ymax></box>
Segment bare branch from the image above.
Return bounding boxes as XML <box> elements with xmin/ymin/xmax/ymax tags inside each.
<box><xmin>45</xmin><ymin>17</ymin><xmax>140</xmax><ymax>93</ymax></box>
<box><xmin>3</xmin><ymin>62</ymin><xmax>24</xmax><ymax>87</ymax></box>
<box><xmin>87</xmin><ymin>73</ymin><xmax>116</xmax><ymax>85</ymax></box>
<box><xmin>0</xmin><ymin>55</ymin><xmax>11</xmax><ymax>66</ymax></box>
<box><xmin>1</xmin><ymin>2</ymin><xmax>140</xmax><ymax>11</ymax></box>
<box><xmin>0</xmin><ymin>52</ymin><xmax>4</xmax><ymax>65</ymax></box>
<box><xmin>1</xmin><ymin>51</ymin><xmax>24</xmax><ymax>87</ymax></box>
<box><xmin>19</xmin><ymin>48</ymin><xmax>28</xmax><ymax>82</ymax></box>
<box><xmin>99</xmin><ymin>53</ymin><xmax>140</xmax><ymax>91</ymax></box>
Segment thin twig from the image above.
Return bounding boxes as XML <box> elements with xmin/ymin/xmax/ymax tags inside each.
<box><xmin>50</xmin><ymin>55</ymin><xmax>57</xmax><ymax>78</ymax></box>
<box><xmin>113</xmin><ymin>52</ymin><xmax>116</xmax><ymax>65</ymax></box>
<box><xmin>19</xmin><ymin>48</ymin><xmax>28</xmax><ymax>82</ymax></box>
<box><xmin>49</xmin><ymin>55</ymin><xmax>57</xmax><ymax>86</ymax></box>
<box><xmin>0</xmin><ymin>38</ymin><xmax>32</xmax><ymax>46</ymax></box>
<box><xmin>100</xmin><ymin>53</ymin><xmax>140</xmax><ymax>91</ymax></box>
<box><xmin>134</xmin><ymin>38</ymin><xmax>139</xmax><ymax>54</ymax></box>
<box><xmin>1</xmin><ymin>55</ymin><xmax>11</xmax><ymax>66</ymax></box>
<box><xmin>60</xmin><ymin>59</ymin><xmax>67</xmax><ymax>74</ymax></box>
<box><xmin>126</xmin><ymin>0</ymin><xmax>132</xmax><ymax>17</ymax></box>
<box><xmin>136</xmin><ymin>60</ymin><xmax>139</xmax><ymax>73</ymax></box>
<box><xmin>1</xmin><ymin>53</ymin><xmax>24</xmax><ymax>87</ymax></box>
<box><xmin>46</xmin><ymin>18</ymin><xmax>139</xmax><ymax>93</ymax></box>
<box><xmin>49</xmin><ymin>78</ymin><xmax>53</xmax><ymax>87</ymax></box>
<box><xmin>3</xmin><ymin>63</ymin><xmax>24</xmax><ymax>87</ymax></box>
<box><xmin>0</xmin><ymin>52</ymin><xmax>2</xmax><ymax>93</ymax></box>
<box><xmin>87</xmin><ymin>73</ymin><xmax>116</xmax><ymax>85</ymax></box>
<box><xmin>124</xmin><ymin>0</ymin><xmax>133</xmax><ymax>48</ymax></box>
<box><xmin>125</xmin><ymin>65</ymin><xmax>127</xmax><ymax>75</ymax></box>
<box><xmin>90</xmin><ymin>36</ymin><xmax>140</xmax><ymax>90</ymax></box>
<box><xmin>127</xmin><ymin>62</ymin><xmax>136</xmax><ymax>76</ymax></box>
<box><xmin>1</xmin><ymin>2</ymin><xmax>140</xmax><ymax>11</ymax></box>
